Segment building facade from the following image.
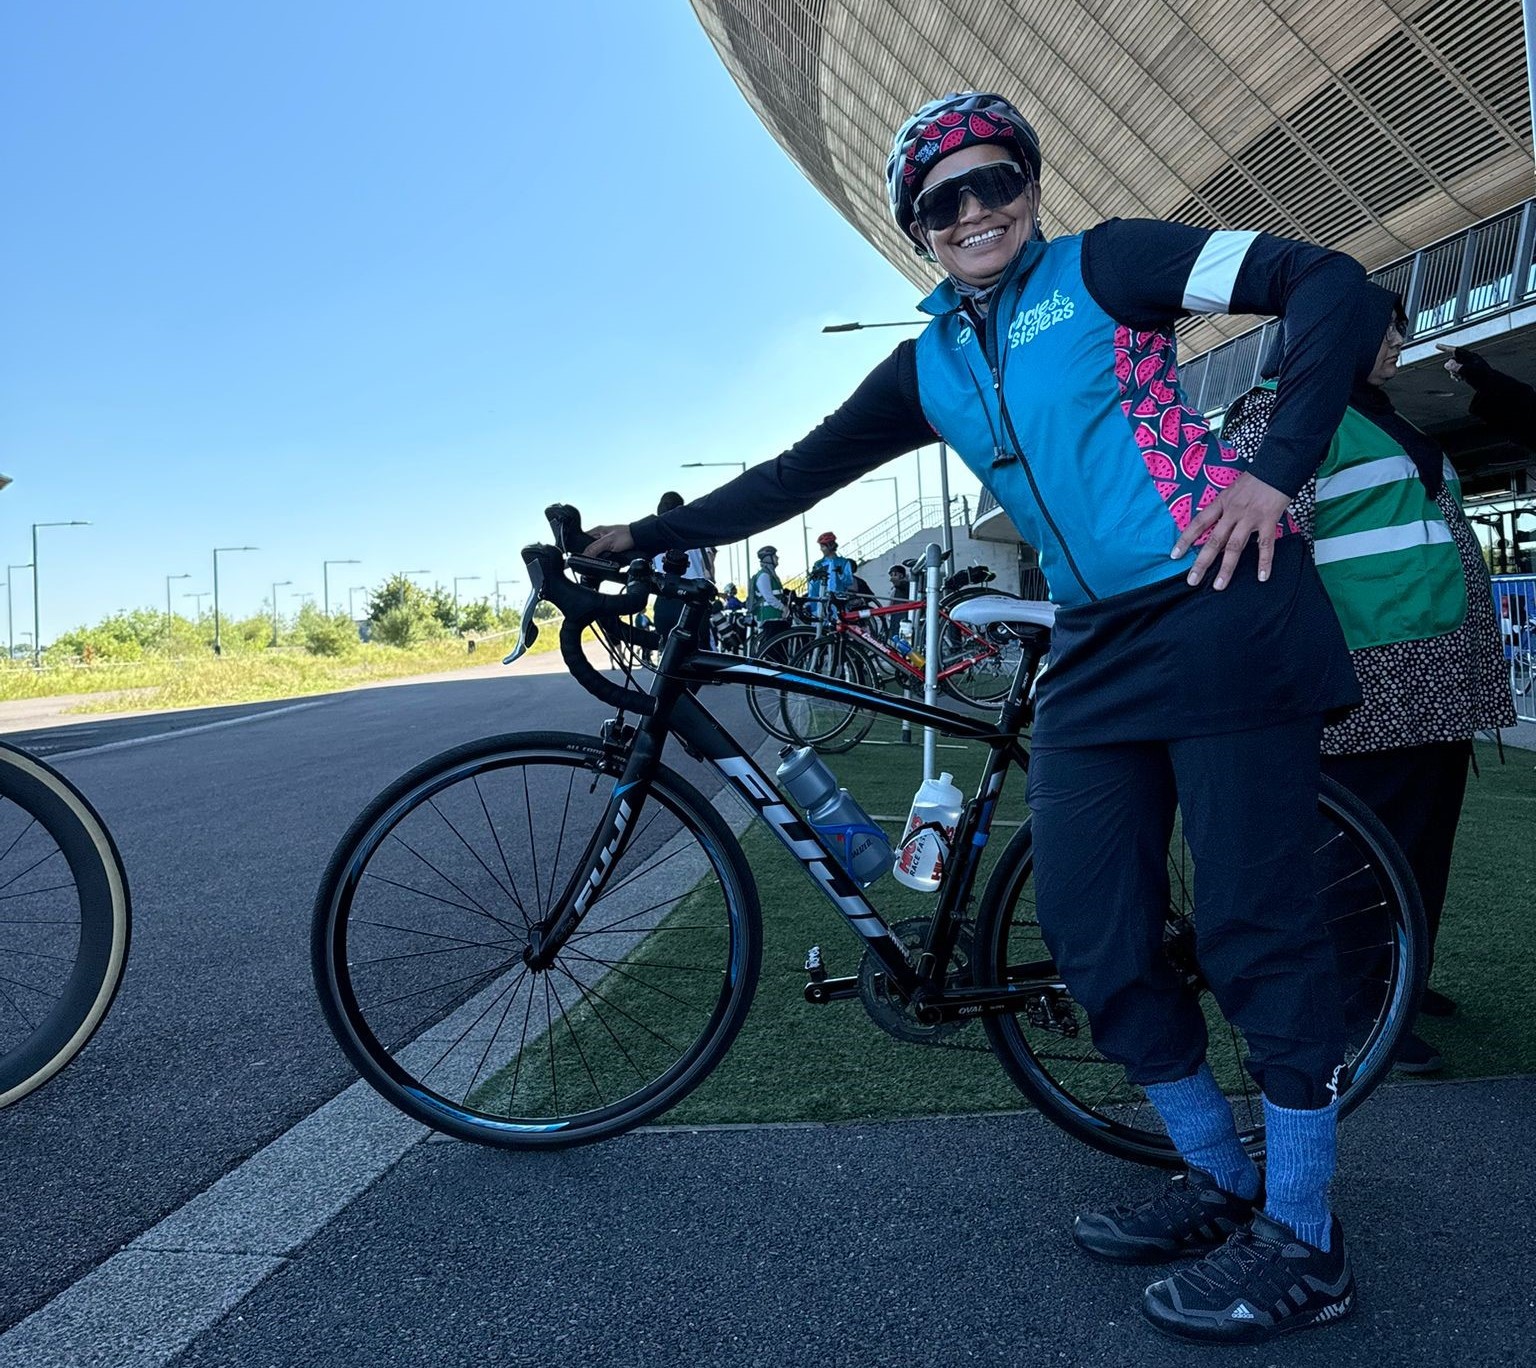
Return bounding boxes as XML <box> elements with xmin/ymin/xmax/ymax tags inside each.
<box><xmin>690</xmin><ymin>0</ymin><xmax>1535</xmax><ymax>565</ymax></box>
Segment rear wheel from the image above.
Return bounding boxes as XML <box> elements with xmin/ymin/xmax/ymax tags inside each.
<box><xmin>313</xmin><ymin>732</ymin><xmax>762</xmax><ymax>1148</ymax></box>
<box><xmin>972</xmin><ymin>777</ymin><xmax>1423</xmax><ymax>1166</ymax></box>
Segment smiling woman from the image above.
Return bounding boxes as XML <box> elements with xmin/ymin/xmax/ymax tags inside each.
<box><xmin>579</xmin><ymin>84</ymin><xmax>1386</xmax><ymax>1342</ymax></box>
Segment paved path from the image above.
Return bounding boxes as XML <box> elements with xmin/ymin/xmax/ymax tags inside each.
<box><xmin>5</xmin><ymin>1079</ymin><xmax>1529</xmax><ymax>1366</ymax></box>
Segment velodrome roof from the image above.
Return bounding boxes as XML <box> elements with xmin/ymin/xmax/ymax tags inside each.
<box><xmin>690</xmin><ymin>0</ymin><xmax>1534</xmax><ymax>355</ymax></box>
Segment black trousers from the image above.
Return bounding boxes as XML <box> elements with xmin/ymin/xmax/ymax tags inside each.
<box><xmin>1322</xmin><ymin>740</ymin><xmax>1472</xmax><ymax>975</ymax></box>
<box><xmin>1027</xmin><ymin>717</ymin><xmax>1345</xmax><ymax>1109</ymax></box>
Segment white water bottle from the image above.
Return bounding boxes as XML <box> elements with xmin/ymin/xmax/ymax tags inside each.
<box><xmin>892</xmin><ymin>772</ymin><xmax>964</xmax><ymax>892</ymax></box>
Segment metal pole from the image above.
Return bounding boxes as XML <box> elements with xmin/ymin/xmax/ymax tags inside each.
<box><xmin>31</xmin><ymin>525</ymin><xmax>39</xmax><ymax>668</ymax></box>
<box><xmin>7</xmin><ymin>565</ymin><xmax>28</xmax><ymax>662</ymax></box>
<box><xmin>923</xmin><ymin>542</ymin><xmax>942</xmax><ymax>780</ymax></box>
<box><xmin>939</xmin><ymin>443</ymin><xmax>954</xmax><ymax>560</ymax></box>
<box><xmin>1525</xmin><ymin>1</ymin><xmax>1536</xmax><ymax>178</ymax></box>
<box><xmin>213</xmin><ymin>550</ymin><xmax>222</xmax><ymax>656</ymax></box>
<box><xmin>738</xmin><ymin>461</ymin><xmax>750</xmax><ymax>595</ymax></box>
<box><xmin>323</xmin><ymin>563</ymin><xmax>329</xmax><ymax>618</ymax></box>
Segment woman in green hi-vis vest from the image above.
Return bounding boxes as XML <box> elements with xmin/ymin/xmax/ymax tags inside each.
<box><xmin>1226</xmin><ymin>285</ymin><xmax>1516</xmax><ymax>1076</ymax></box>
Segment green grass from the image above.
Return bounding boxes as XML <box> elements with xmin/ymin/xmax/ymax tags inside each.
<box><xmin>655</xmin><ymin>732</ymin><xmax>1536</xmax><ymax>1127</ymax></box>
<box><xmin>0</xmin><ymin>629</ymin><xmax>564</xmax><ymax>714</ymax></box>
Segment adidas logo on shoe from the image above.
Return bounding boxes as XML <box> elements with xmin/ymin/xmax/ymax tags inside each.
<box><xmin>1229</xmin><ymin>1303</ymin><xmax>1255</xmax><ymax>1321</ymax></box>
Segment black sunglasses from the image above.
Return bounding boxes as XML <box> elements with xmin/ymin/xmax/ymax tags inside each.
<box><xmin>912</xmin><ymin>160</ymin><xmax>1030</xmax><ymax>232</ymax></box>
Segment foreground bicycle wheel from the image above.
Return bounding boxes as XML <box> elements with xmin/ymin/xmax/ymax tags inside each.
<box><xmin>972</xmin><ymin>778</ymin><xmax>1423</xmax><ymax>1166</ymax></box>
<box><xmin>313</xmin><ymin>732</ymin><xmax>762</xmax><ymax>1148</ymax></box>
<box><xmin>0</xmin><ymin>743</ymin><xmax>132</xmax><ymax>1109</ymax></box>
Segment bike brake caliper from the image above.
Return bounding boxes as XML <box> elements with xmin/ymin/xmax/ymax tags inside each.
<box><xmin>598</xmin><ymin>715</ymin><xmax>636</xmax><ymax>778</ymax></box>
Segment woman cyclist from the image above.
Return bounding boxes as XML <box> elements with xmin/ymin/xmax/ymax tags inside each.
<box><xmin>588</xmin><ymin>91</ymin><xmax>1368</xmax><ymax>1343</ymax></box>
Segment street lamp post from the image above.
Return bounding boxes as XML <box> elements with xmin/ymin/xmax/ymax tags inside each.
<box><xmin>860</xmin><ymin>476</ymin><xmax>902</xmax><ymax>544</ymax></box>
<box><xmin>825</xmin><ymin>319</ymin><xmax>954</xmax><ymax>558</ymax></box>
<box><xmin>347</xmin><ymin>585</ymin><xmax>368</xmax><ymax>620</ymax></box>
<box><xmin>270</xmin><ymin>580</ymin><xmax>293</xmax><ymax>645</ymax></box>
<box><xmin>453</xmin><ymin>576</ymin><xmax>482</xmax><ymax>627</ymax></box>
<box><xmin>323</xmin><ymin>559</ymin><xmax>361</xmax><ymax>616</ymax></box>
<box><xmin>494</xmin><ymin>577</ymin><xmax>520</xmax><ymax>617</ymax></box>
<box><xmin>681</xmin><ymin>460</ymin><xmax>748</xmax><ymax>586</ymax></box>
<box><xmin>212</xmin><ymin>545</ymin><xmax>257</xmax><ymax>656</ymax></box>
<box><xmin>7</xmin><ymin>564</ymin><xmax>32</xmax><ymax>663</ymax></box>
<box><xmin>165</xmin><ymin>573</ymin><xmax>191</xmax><ymax>635</ymax></box>
<box><xmin>184</xmin><ymin>591</ymin><xmax>210</xmax><ymax>619</ymax></box>
<box><xmin>32</xmin><ymin>521</ymin><xmax>90</xmax><ymax>667</ymax></box>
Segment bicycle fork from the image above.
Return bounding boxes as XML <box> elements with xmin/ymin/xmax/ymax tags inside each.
<box><xmin>523</xmin><ymin>718</ymin><xmax>661</xmax><ymax>970</ymax></box>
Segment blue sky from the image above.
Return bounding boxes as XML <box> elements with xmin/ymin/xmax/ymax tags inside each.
<box><xmin>0</xmin><ymin>1</ymin><xmax>978</xmax><ymax>640</ymax></box>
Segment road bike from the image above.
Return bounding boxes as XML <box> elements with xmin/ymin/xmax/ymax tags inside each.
<box><xmin>311</xmin><ymin>511</ymin><xmax>1424</xmax><ymax>1162</ymax></box>
<box><xmin>744</xmin><ymin>586</ymin><xmax>1024</xmax><ymax>751</ymax></box>
<box><xmin>0</xmin><ymin>741</ymin><xmax>131</xmax><ymax>1109</ymax></box>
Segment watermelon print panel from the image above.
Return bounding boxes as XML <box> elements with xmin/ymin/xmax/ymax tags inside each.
<box><xmin>1115</xmin><ymin>326</ymin><xmax>1293</xmax><ymax>543</ymax></box>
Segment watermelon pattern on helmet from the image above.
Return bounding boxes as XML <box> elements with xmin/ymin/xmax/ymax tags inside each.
<box><xmin>903</xmin><ymin>112</ymin><xmax>1014</xmax><ymax>185</ymax></box>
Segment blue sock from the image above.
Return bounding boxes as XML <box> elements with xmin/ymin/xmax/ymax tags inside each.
<box><xmin>1262</xmin><ymin>1096</ymin><xmax>1338</xmax><ymax>1251</ymax></box>
<box><xmin>1145</xmin><ymin>1065</ymin><xmax>1261</xmax><ymax>1199</ymax></box>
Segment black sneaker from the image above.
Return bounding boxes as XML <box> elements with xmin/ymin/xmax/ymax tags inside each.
<box><xmin>1393</xmin><ymin>1032</ymin><xmax>1444</xmax><ymax>1074</ymax></box>
<box><xmin>1072</xmin><ymin>1169</ymin><xmax>1261</xmax><ymax>1264</ymax></box>
<box><xmin>1142</xmin><ymin>1213</ymin><xmax>1355</xmax><ymax>1343</ymax></box>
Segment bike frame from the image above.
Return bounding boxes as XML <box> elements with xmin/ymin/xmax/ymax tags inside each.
<box><xmin>527</xmin><ymin>601</ymin><xmax>1053</xmax><ymax>1023</ymax></box>
<box><xmin>825</xmin><ymin>597</ymin><xmax>1002</xmax><ymax>684</ymax></box>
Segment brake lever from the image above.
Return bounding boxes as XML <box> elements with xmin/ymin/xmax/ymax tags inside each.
<box><xmin>544</xmin><ymin>503</ymin><xmax>594</xmax><ymax>555</ymax></box>
<box><xmin>503</xmin><ymin>580</ymin><xmax>545</xmax><ymax>665</ymax></box>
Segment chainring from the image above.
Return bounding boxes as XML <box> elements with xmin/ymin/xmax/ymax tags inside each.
<box><xmin>858</xmin><ymin>917</ymin><xmax>976</xmax><ymax>1045</ymax></box>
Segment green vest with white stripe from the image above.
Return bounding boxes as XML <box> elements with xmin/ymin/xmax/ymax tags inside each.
<box><xmin>1311</xmin><ymin>404</ymin><xmax>1466</xmax><ymax>650</ymax></box>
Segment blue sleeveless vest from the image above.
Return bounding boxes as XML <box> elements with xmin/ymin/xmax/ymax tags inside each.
<box><xmin>915</xmin><ymin>237</ymin><xmax>1247</xmax><ymax>609</ymax></box>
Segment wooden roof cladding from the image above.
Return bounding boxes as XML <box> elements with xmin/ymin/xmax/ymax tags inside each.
<box><xmin>690</xmin><ymin>0</ymin><xmax>1535</xmax><ymax>356</ymax></box>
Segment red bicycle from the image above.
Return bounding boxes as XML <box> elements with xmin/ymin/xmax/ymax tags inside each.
<box><xmin>756</xmin><ymin>591</ymin><xmax>1029</xmax><ymax>752</ymax></box>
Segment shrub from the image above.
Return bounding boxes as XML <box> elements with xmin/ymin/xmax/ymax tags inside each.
<box><xmin>295</xmin><ymin>602</ymin><xmax>357</xmax><ymax>657</ymax></box>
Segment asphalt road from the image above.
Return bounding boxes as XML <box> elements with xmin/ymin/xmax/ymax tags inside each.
<box><xmin>0</xmin><ymin>669</ymin><xmax>765</xmax><ymax>1334</ymax></box>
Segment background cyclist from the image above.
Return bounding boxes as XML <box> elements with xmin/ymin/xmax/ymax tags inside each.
<box><xmin>807</xmin><ymin>531</ymin><xmax>856</xmax><ymax>619</ymax></box>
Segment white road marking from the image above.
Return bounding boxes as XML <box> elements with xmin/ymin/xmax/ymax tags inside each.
<box><xmin>0</xmin><ymin>734</ymin><xmax>778</xmax><ymax>1366</ymax></box>
<box><xmin>44</xmin><ymin>701</ymin><xmax>327</xmax><ymax>762</ymax></box>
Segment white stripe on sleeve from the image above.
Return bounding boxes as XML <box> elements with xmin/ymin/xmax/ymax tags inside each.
<box><xmin>1182</xmin><ymin>230</ymin><xmax>1261</xmax><ymax>313</ymax></box>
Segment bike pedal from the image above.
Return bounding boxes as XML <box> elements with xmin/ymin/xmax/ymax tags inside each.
<box><xmin>804</xmin><ymin>944</ymin><xmax>828</xmax><ymax>982</ymax></box>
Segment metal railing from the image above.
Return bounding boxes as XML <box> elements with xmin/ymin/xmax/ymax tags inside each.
<box><xmin>1494</xmin><ymin>574</ymin><xmax>1536</xmax><ymax>724</ymax></box>
<box><xmin>839</xmin><ymin>497</ymin><xmax>951</xmax><ymax>566</ymax></box>
<box><xmin>1182</xmin><ymin>197</ymin><xmax>1536</xmax><ymax>416</ymax></box>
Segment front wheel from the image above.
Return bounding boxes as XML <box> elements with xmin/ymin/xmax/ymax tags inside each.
<box><xmin>972</xmin><ymin>777</ymin><xmax>1423</xmax><ymax>1166</ymax></box>
<box><xmin>780</xmin><ymin>635</ymin><xmax>878</xmax><ymax>754</ymax></box>
<box><xmin>0</xmin><ymin>744</ymin><xmax>132</xmax><ymax>1109</ymax></box>
<box><xmin>312</xmin><ymin>732</ymin><xmax>762</xmax><ymax>1148</ymax></box>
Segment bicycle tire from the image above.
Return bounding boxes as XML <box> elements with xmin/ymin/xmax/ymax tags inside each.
<box><xmin>780</xmin><ymin>635</ymin><xmax>878</xmax><ymax>754</ymax></box>
<box><xmin>312</xmin><ymin>731</ymin><xmax>762</xmax><ymax>1149</ymax></box>
<box><xmin>972</xmin><ymin>776</ymin><xmax>1423</xmax><ymax>1167</ymax></box>
<box><xmin>745</xmin><ymin>627</ymin><xmax>817</xmax><ymax>741</ymax></box>
<box><xmin>0</xmin><ymin>743</ymin><xmax>132</xmax><ymax>1109</ymax></box>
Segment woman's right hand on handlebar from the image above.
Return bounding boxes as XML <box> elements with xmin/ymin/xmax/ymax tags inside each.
<box><xmin>587</xmin><ymin>524</ymin><xmax>635</xmax><ymax>558</ymax></box>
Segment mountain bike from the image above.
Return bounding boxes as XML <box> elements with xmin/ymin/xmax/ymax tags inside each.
<box><xmin>0</xmin><ymin>741</ymin><xmax>132</xmax><ymax>1108</ymax></box>
<box><xmin>311</xmin><ymin>512</ymin><xmax>1424</xmax><ymax>1162</ymax></box>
